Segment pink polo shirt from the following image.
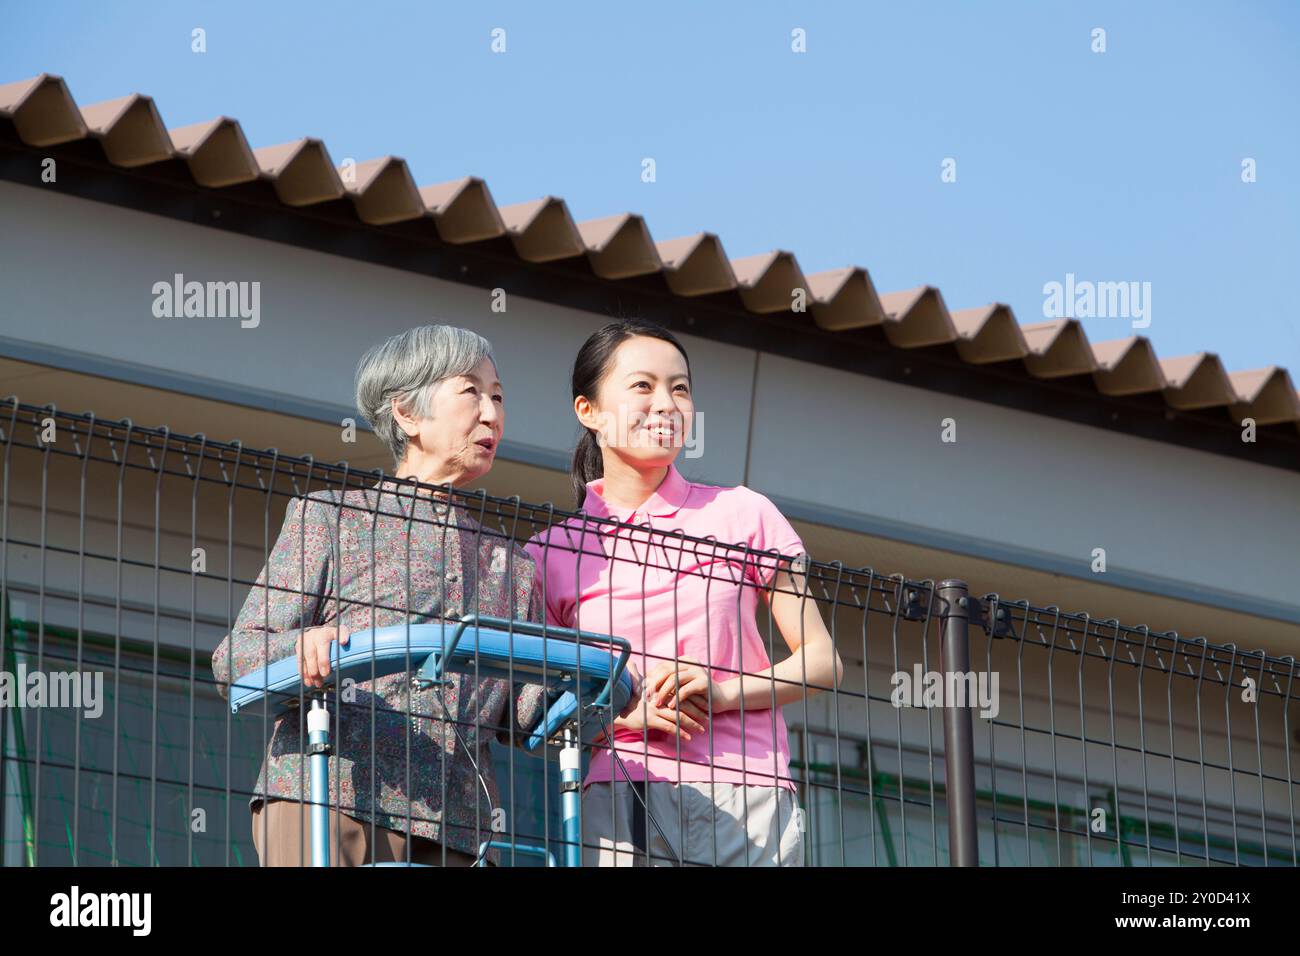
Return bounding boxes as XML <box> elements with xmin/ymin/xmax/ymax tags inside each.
<box><xmin>524</xmin><ymin>464</ymin><xmax>805</xmax><ymax>792</ymax></box>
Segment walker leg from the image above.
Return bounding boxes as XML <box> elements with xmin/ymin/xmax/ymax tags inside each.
<box><xmin>559</xmin><ymin>732</ymin><xmax>582</xmax><ymax>867</ymax></box>
<box><xmin>308</xmin><ymin>698</ymin><xmax>332</xmax><ymax>867</ymax></box>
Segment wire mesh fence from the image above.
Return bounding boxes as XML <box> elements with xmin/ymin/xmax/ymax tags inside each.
<box><xmin>1</xmin><ymin>397</ymin><xmax>1296</xmax><ymax>866</ymax></box>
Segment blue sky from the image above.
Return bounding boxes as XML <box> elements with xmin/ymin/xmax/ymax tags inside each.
<box><xmin>4</xmin><ymin>0</ymin><xmax>1298</xmax><ymax>378</ymax></box>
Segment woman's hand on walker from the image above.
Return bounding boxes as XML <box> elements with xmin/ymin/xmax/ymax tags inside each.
<box><xmin>296</xmin><ymin>623</ymin><xmax>350</xmax><ymax>689</ymax></box>
<box><xmin>618</xmin><ymin>659</ymin><xmax>644</xmax><ymax>719</ymax></box>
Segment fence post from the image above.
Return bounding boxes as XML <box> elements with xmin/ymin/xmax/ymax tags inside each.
<box><xmin>938</xmin><ymin>579</ymin><xmax>979</xmax><ymax>866</ymax></box>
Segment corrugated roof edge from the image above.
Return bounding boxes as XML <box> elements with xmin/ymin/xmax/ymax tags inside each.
<box><xmin>2</xmin><ymin>72</ymin><xmax>1297</xmax><ymax>440</ymax></box>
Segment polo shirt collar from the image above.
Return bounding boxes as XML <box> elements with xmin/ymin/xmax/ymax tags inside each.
<box><xmin>583</xmin><ymin>463</ymin><xmax>690</xmax><ymax>524</ymax></box>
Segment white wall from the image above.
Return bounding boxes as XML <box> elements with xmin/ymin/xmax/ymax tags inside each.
<box><xmin>749</xmin><ymin>353</ymin><xmax>1300</xmax><ymax>608</ymax></box>
<box><xmin>2</xmin><ymin>180</ymin><xmax>1297</xmax><ymax>621</ymax></box>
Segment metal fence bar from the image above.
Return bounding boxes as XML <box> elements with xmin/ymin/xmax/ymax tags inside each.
<box><xmin>938</xmin><ymin>580</ymin><xmax>977</xmax><ymax>866</ymax></box>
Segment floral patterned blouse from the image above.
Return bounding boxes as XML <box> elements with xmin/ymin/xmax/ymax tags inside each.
<box><xmin>210</xmin><ymin>479</ymin><xmax>549</xmax><ymax>864</ymax></box>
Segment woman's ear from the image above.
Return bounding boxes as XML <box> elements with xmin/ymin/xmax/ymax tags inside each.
<box><xmin>391</xmin><ymin>394</ymin><xmax>422</xmax><ymax>438</ymax></box>
<box><xmin>574</xmin><ymin>394</ymin><xmax>601</xmax><ymax>431</ymax></box>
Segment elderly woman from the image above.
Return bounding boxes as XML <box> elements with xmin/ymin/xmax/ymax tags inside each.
<box><xmin>211</xmin><ymin>324</ymin><xmax>550</xmax><ymax>867</ymax></box>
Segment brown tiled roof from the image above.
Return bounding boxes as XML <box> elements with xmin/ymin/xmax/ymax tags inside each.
<box><xmin>3</xmin><ymin>72</ymin><xmax>1298</xmax><ymax>435</ymax></box>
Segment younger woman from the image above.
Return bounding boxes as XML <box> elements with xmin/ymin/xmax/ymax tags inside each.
<box><xmin>525</xmin><ymin>320</ymin><xmax>842</xmax><ymax>866</ymax></box>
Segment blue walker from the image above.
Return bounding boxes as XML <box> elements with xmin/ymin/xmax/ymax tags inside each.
<box><xmin>229</xmin><ymin>615</ymin><xmax>635</xmax><ymax>867</ymax></box>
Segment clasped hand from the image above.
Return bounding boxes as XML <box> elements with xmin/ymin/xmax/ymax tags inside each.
<box><xmin>600</xmin><ymin>660</ymin><xmax>728</xmax><ymax>743</ymax></box>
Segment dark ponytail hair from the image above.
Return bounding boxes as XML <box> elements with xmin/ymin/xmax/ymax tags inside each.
<box><xmin>570</xmin><ymin>319</ymin><xmax>693</xmax><ymax>508</ymax></box>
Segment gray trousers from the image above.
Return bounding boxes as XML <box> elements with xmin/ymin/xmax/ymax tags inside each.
<box><xmin>581</xmin><ymin>781</ymin><xmax>805</xmax><ymax>867</ymax></box>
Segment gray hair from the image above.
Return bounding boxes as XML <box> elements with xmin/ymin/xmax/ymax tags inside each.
<box><xmin>354</xmin><ymin>324</ymin><xmax>497</xmax><ymax>469</ymax></box>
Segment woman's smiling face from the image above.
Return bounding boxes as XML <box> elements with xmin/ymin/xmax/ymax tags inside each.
<box><xmin>577</xmin><ymin>335</ymin><xmax>694</xmax><ymax>468</ymax></box>
<box><xmin>396</xmin><ymin>355</ymin><xmax>503</xmax><ymax>485</ymax></box>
